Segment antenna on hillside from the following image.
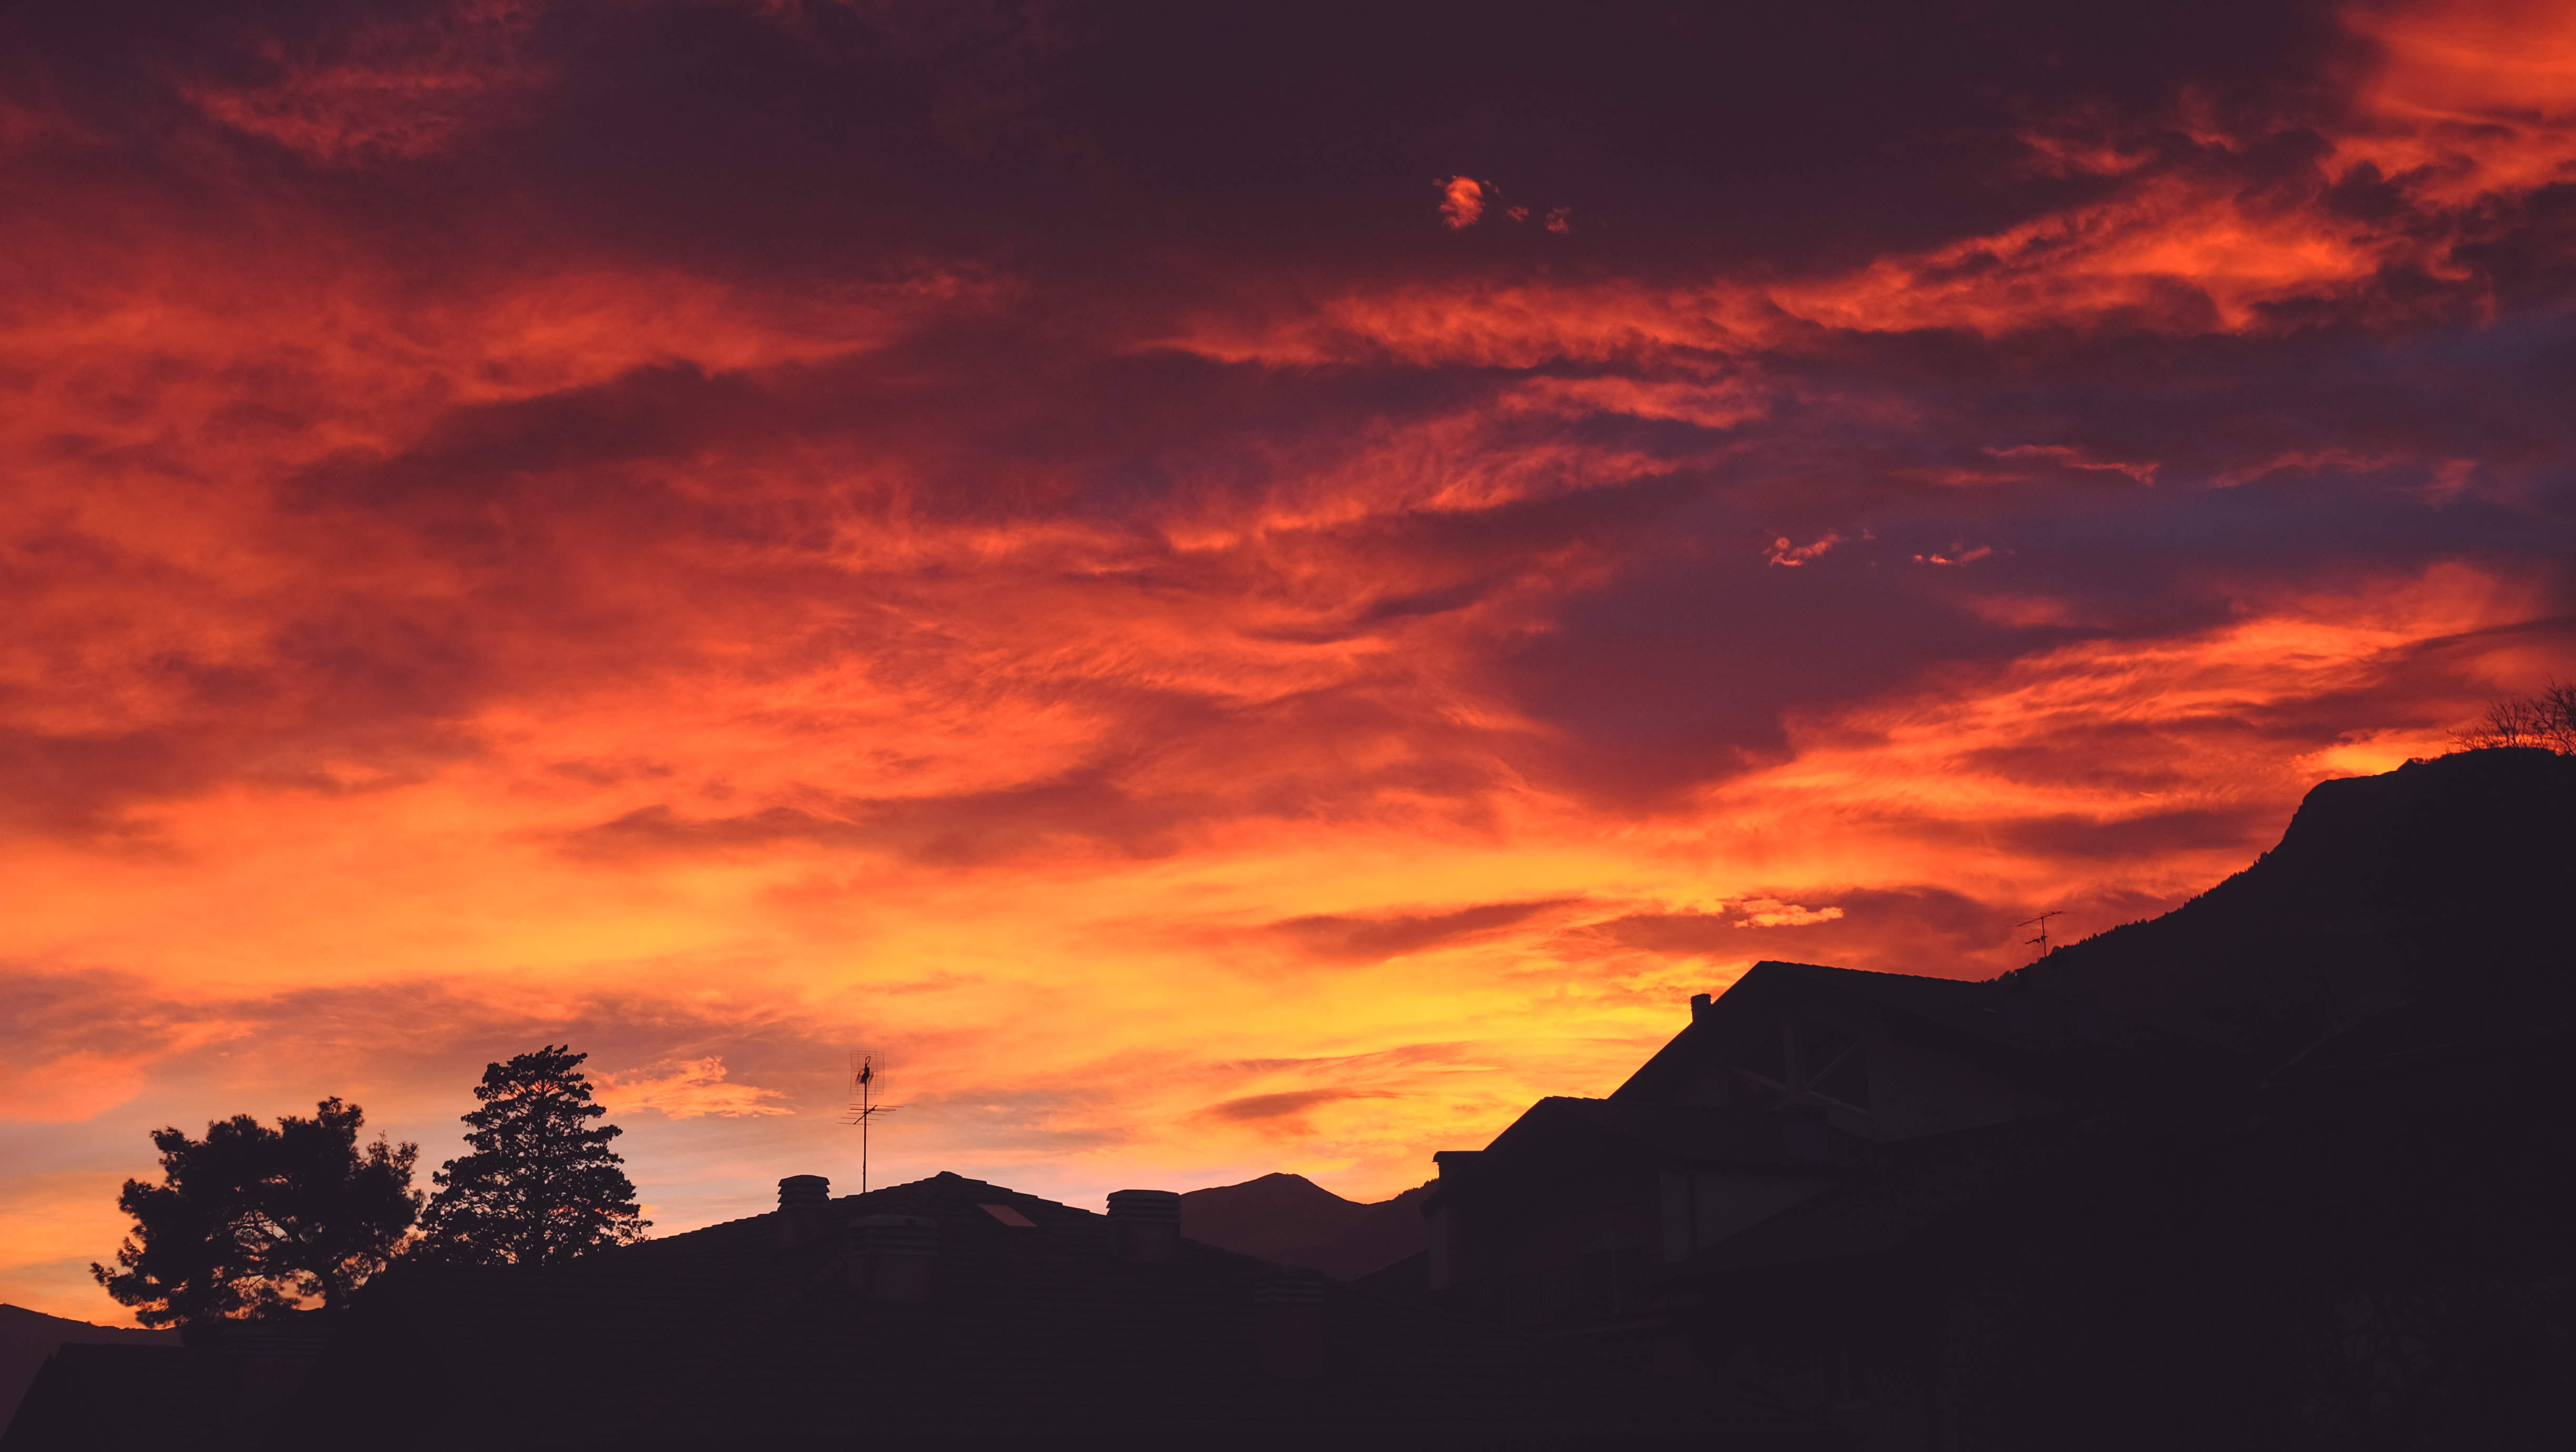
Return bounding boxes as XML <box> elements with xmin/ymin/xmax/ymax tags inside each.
<box><xmin>847</xmin><ymin>1052</ymin><xmax>905</xmax><ymax>1195</ymax></box>
<box><xmin>2018</xmin><ymin>911</ymin><xmax>2064</xmax><ymax>961</ymax></box>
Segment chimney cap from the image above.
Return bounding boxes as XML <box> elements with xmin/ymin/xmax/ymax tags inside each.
<box><xmin>1105</xmin><ymin>1189</ymin><xmax>1182</xmax><ymax>1222</ymax></box>
<box><xmin>774</xmin><ymin>1176</ymin><xmax>833</xmax><ymax>1247</ymax></box>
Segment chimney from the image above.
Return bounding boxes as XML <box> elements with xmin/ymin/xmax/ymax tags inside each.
<box><xmin>1780</xmin><ymin>1103</ymin><xmax>1832</xmax><ymax>1162</ymax></box>
<box><xmin>776</xmin><ymin>1175</ymin><xmax>831</xmax><ymax>1247</ymax></box>
<box><xmin>848</xmin><ymin>1214</ymin><xmax>938</xmax><ymax>1300</ymax></box>
<box><xmin>1255</xmin><ymin>1266</ymin><xmax>1325</xmax><ymax>1379</ymax></box>
<box><xmin>1691</xmin><ymin>992</ymin><xmax>1714</xmax><ymax>1021</ymax></box>
<box><xmin>1106</xmin><ymin>1189</ymin><xmax>1182</xmax><ymax>1265</ymax></box>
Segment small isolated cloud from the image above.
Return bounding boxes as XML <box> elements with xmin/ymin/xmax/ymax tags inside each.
<box><xmin>1729</xmin><ymin>898</ymin><xmax>1844</xmax><ymax>927</ymax></box>
<box><xmin>1505</xmin><ymin>204</ymin><xmax>1530</xmax><ymax>223</ymax></box>
<box><xmin>1986</xmin><ymin>444</ymin><xmax>2158</xmax><ymax>485</ymax></box>
<box><xmin>596</xmin><ymin>1057</ymin><xmax>793</xmax><ymax>1119</ymax></box>
<box><xmin>2210</xmin><ymin>448</ymin><xmax>2390</xmax><ymax>489</ymax></box>
<box><xmin>1204</xmin><ymin>1087</ymin><xmax>1391</xmax><ymax>1123</ymax></box>
<box><xmin>1437</xmin><ymin>175</ymin><xmax>1486</xmax><ymax>229</ymax></box>
<box><xmin>1266</xmin><ymin>898</ymin><xmax>1576</xmax><ymax>962</ymax></box>
<box><xmin>1915</xmin><ymin>545</ymin><xmax>1994</xmax><ymax>566</ymax></box>
<box><xmin>1765</xmin><ymin>533</ymin><xmax>1842</xmax><ymax>567</ymax></box>
<box><xmin>1544</xmin><ymin>206</ymin><xmax>1572</xmax><ymax>234</ymax></box>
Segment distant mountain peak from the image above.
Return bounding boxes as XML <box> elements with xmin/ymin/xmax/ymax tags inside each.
<box><xmin>1176</xmin><ymin>1174</ymin><xmax>1431</xmax><ymax>1279</ymax></box>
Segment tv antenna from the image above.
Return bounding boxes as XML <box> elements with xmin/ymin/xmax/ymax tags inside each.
<box><xmin>2018</xmin><ymin>911</ymin><xmax>2065</xmax><ymax>960</ymax></box>
<box><xmin>846</xmin><ymin>1052</ymin><xmax>903</xmax><ymax>1195</ymax></box>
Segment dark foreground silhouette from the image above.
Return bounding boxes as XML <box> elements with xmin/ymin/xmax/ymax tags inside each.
<box><xmin>1421</xmin><ymin>748</ymin><xmax>2576</xmax><ymax>1448</ymax></box>
<box><xmin>0</xmin><ymin>1308</ymin><xmax>176</xmax><ymax>1435</ymax></box>
<box><xmin>9</xmin><ymin>749</ymin><xmax>2570</xmax><ymax>1449</ymax></box>
<box><xmin>91</xmin><ymin>1176</ymin><xmax>1826</xmax><ymax>1450</ymax></box>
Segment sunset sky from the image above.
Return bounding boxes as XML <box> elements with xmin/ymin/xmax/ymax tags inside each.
<box><xmin>5</xmin><ymin>0</ymin><xmax>2574</xmax><ymax>1324</ymax></box>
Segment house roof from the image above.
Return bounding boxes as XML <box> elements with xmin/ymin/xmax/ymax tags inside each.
<box><xmin>1425</xmin><ymin>1097</ymin><xmax>1868</xmax><ymax>1213</ymax></box>
<box><xmin>277</xmin><ymin>1171</ymin><xmax>1832</xmax><ymax>1450</ymax></box>
<box><xmin>1680</xmin><ymin>1004</ymin><xmax>2576</xmax><ymax>1285</ymax></box>
<box><xmin>1612</xmin><ymin>960</ymin><xmax>2225</xmax><ymax>1104</ymax></box>
<box><xmin>1</xmin><ymin>1343</ymin><xmax>236</xmax><ymax>1452</ymax></box>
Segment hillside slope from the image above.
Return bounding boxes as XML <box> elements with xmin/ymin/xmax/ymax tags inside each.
<box><xmin>1178</xmin><ymin>1173</ymin><xmax>1429</xmax><ymax>1280</ymax></box>
<box><xmin>2017</xmin><ymin>747</ymin><xmax>2576</xmax><ymax>1055</ymax></box>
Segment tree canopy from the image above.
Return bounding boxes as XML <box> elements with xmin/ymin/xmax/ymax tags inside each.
<box><xmin>416</xmin><ymin>1045</ymin><xmax>648</xmax><ymax>1266</ymax></box>
<box><xmin>90</xmin><ymin>1098</ymin><xmax>420</xmax><ymax>1328</ymax></box>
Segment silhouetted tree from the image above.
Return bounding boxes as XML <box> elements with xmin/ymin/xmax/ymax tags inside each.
<box><xmin>2453</xmin><ymin>681</ymin><xmax>2576</xmax><ymax>754</ymax></box>
<box><xmin>416</xmin><ymin>1045</ymin><xmax>648</xmax><ymax>1265</ymax></box>
<box><xmin>90</xmin><ymin>1098</ymin><xmax>420</xmax><ymax>1328</ymax></box>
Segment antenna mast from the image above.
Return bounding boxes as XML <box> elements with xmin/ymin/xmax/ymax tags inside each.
<box><xmin>2017</xmin><ymin>911</ymin><xmax>2064</xmax><ymax>961</ymax></box>
<box><xmin>846</xmin><ymin>1052</ymin><xmax>904</xmax><ymax>1195</ymax></box>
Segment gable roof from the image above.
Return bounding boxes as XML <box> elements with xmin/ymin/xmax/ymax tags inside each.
<box><xmin>1612</xmin><ymin>960</ymin><xmax>2225</xmax><ymax>1104</ymax></box>
<box><xmin>0</xmin><ymin>1343</ymin><xmax>234</xmax><ymax>1452</ymax></box>
<box><xmin>279</xmin><ymin>1171</ymin><xmax>1833</xmax><ymax>1450</ymax></box>
<box><xmin>1</xmin><ymin>1313</ymin><xmax>340</xmax><ymax>1452</ymax></box>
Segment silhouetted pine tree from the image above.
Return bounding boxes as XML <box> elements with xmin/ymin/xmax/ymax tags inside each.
<box><xmin>92</xmin><ymin>1098</ymin><xmax>420</xmax><ymax>1327</ymax></box>
<box><xmin>417</xmin><ymin>1045</ymin><xmax>648</xmax><ymax>1266</ymax></box>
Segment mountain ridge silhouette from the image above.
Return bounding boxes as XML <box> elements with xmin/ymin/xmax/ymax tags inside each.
<box><xmin>1177</xmin><ymin>1172</ymin><xmax>1431</xmax><ymax>1280</ymax></box>
<box><xmin>2011</xmin><ymin>746</ymin><xmax>2576</xmax><ymax>1055</ymax></box>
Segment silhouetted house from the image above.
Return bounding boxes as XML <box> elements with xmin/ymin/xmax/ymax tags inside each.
<box><xmin>1424</xmin><ymin>942</ymin><xmax>2576</xmax><ymax>1441</ymax></box>
<box><xmin>246</xmin><ymin>1172</ymin><xmax>1829</xmax><ymax>1451</ymax></box>
<box><xmin>1414</xmin><ymin>750</ymin><xmax>2576</xmax><ymax>1443</ymax></box>
<box><xmin>1</xmin><ymin>1314</ymin><xmax>335</xmax><ymax>1452</ymax></box>
<box><xmin>1624</xmin><ymin>961</ymin><xmax>2219</xmax><ymax>1134</ymax></box>
<box><xmin>1422</xmin><ymin>962</ymin><xmax>2216</xmax><ymax>1352</ymax></box>
<box><xmin>0</xmin><ymin>1306</ymin><xmax>178</xmax><ymax>1443</ymax></box>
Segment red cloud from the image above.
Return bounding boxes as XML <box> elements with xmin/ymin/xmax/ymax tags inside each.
<box><xmin>1437</xmin><ymin>175</ymin><xmax>1486</xmax><ymax>229</ymax></box>
<box><xmin>1766</xmin><ymin>533</ymin><xmax>1843</xmax><ymax>567</ymax></box>
<box><xmin>5</xmin><ymin>0</ymin><xmax>2575</xmax><ymax>1326</ymax></box>
<box><xmin>172</xmin><ymin>0</ymin><xmax>549</xmax><ymax>165</ymax></box>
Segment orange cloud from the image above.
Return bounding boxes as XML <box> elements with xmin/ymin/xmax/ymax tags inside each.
<box><xmin>596</xmin><ymin>1058</ymin><xmax>795</xmax><ymax>1119</ymax></box>
<box><xmin>1766</xmin><ymin>533</ymin><xmax>1844</xmax><ymax>567</ymax></box>
<box><xmin>2341</xmin><ymin>0</ymin><xmax>2576</xmax><ymax>200</ymax></box>
<box><xmin>4</xmin><ymin>0</ymin><xmax>2573</xmax><ymax>1329</ymax></box>
<box><xmin>1437</xmin><ymin>175</ymin><xmax>1486</xmax><ymax>229</ymax></box>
